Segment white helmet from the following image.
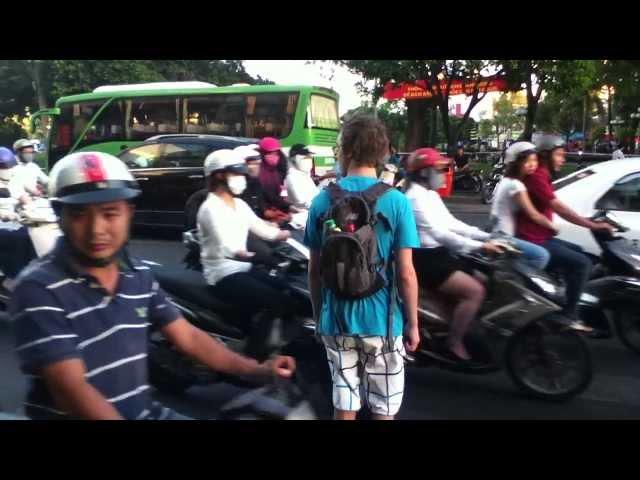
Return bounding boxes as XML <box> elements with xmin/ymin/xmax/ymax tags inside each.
<box><xmin>233</xmin><ymin>145</ymin><xmax>261</xmax><ymax>162</ymax></box>
<box><xmin>48</xmin><ymin>151</ymin><xmax>140</xmax><ymax>205</ymax></box>
<box><xmin>504</xmin><ymin>141</ymin><xmax>537</xmax><ymax>165</ymax></box>
<box><xmin>204</xmin><ymin>149</ymin><xmax>248</xmax><ymax>178</ymax></box>
<box><xmin>13</xmin><ymin>138</ymin><xmax>36</xmax><ymax>152</ymax></box>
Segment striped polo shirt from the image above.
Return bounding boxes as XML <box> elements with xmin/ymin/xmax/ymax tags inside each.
<box><xmin>11</xmin><ymin>239</ymin><xmax>181</xmax><ymax>420</ymax></box>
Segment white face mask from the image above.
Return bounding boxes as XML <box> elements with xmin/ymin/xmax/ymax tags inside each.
<box><xmin>427</xmin><ymin>169</ymin><xmax>444</xmax><ymax>190</ymax></box>
<box><xmin>295</xmin><ymin>155</ymin><xmax>313</xmax><ymax>173</ymax></box>
<box><xmin>227</xmin><ymin>175</ymin><xmax>247</xmax><ymax>195</ymax></box>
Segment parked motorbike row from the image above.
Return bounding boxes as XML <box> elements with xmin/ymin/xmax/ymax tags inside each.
<box><xmin>2</xmin><ymin>186</ymin><xmax>640</xmax><ymax>418</ymax></box>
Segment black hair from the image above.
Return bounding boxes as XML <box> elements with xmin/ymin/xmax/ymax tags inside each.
<box><xmin>504</xmin><ymin>151</ymin><xmax>535</xmax><ymax>179</ymax></box>
<box><xmin>207</xmin><ymin>172</ymin><xmax>229</xmax><ymax>192</ymax></box>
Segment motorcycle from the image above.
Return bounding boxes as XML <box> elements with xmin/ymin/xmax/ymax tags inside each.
<box><xmin>144</xmin><ymin>230</ymin><xmax>332</xmax><ymax>415</ymax></box>
<box><xmin>576</xmin><ymin>210</ymin><xmax>640</xmax><ymax>353</ymax></box>
<box><xmin>453</xmin><ymin>164</ymin><xmax>484</xmax><ymax>194</ymax></box>
<box><xmin>481</xmin><ymin>155</ymin><xmax>505</xmax><ymax>204</ymax></box>
<box><xmin>413</xmin><ymin>239</ymin><xmax>593</xmax><ymax>402</ymax></box>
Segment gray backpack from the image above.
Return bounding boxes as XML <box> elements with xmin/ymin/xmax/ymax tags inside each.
<box><xmin>319</xmin><ymin>182</ymin><xmax>393</xmax><ymax>300</ymax></box>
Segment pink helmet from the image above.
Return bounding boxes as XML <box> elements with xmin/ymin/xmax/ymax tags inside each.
<box><xmin>259</xmin><ymin>137</ymin><xmax>281</xmax><ymax>153</ymax></box>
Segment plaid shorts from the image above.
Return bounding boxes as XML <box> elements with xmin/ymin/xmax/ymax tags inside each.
<box><xmin>321</xmin><ymin>335</ymin><xmax>406</xmax><ymax>417</ymax></box>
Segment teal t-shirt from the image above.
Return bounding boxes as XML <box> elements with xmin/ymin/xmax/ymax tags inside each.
<box><xmin>304</xmin><ymin>176</ymin><xmax>419</xmax><ymax>337</ymax></box>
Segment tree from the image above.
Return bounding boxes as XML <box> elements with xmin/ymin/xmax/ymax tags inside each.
<box><xmin>490</xmin><ymin>94</ymin><xmax>523</xmax><ymax>145</ymax></box>
<box><xmin>335</xmin><ymin>60</ymin><xmax>506</xmax><ymax>151</ymax></box>
<box><xmin>0</xmin><ymin>60</ymin><xmax>271</xmax><ymax>121</ymax></box>
<box><xmin>505</xmin><ymin>60</ymin><xmax>599</xmax><ymax>141</ymax></box>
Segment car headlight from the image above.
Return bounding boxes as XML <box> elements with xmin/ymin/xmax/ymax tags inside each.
<box><xmin>530</xmin><ymin>276</ymin><xmax>558</xmax><ymax>295</ymax></box>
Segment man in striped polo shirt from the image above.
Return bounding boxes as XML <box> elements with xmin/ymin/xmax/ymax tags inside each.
<box><xmin>11</xmin><ymin>152</ymin><xmax>295</xmax><ymax>420</ymax></box>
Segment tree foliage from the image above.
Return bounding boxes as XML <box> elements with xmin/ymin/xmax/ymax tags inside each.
<box><xmin>336</xmin><ymin>60</ymin><xmax>506</xmax><ymax>151</ymax></box>
<box><xmin>0</xmin><ymin>60</ymin><xmax>271</xmax><ymax>121</ymax></box>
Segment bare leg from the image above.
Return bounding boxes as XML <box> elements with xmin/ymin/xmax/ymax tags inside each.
<box><xmin>334</xmin><ymin>409</ymin><xmax>357</xmax><ymax>420</ymax></box>
<box><xmin>437</xmin><ymin>271</ymin><xmax>486</xmax><ymax>360</ymax></box>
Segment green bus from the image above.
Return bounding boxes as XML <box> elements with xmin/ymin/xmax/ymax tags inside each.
<box><xmin>32</xmin><ymin>81</ymin><xmax>340</xmax><ymax>175</ymax></box>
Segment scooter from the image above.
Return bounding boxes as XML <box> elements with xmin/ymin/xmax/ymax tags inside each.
<box><xmin>143</xmin><ymin>230</ymin><xmax>332</xmax><ymax>414</ymax></box>
<box><xmin>576</xmin><ymin>210</ymin><xmax>640</xmax><ymax>353</ymax></box>
<box><xmin>413</xmin><ymin>239</ymin><xmax>593</xmax><ymax>402</ymax></box>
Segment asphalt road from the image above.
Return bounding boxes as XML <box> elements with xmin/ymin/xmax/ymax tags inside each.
<box><xmin>2</xmin><ymin>193</ymin><xmax>639</xmax><ymax>419</ymax></box>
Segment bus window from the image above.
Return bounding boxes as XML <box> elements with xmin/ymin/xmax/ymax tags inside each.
<box><xmin>246</xmin><ymin>93</ymin><xmax>298</xmax><ymax>138</ymax></box>
<box><xmin>75</xmin><ymin>101</ymin><xmax>127</xmax><ymax>148</ymax></box>
<box><xmin>49</xmin><ymin>104</ymin><xmax>74</xmax><ymax>164</ymax></box>
<box><xmin>185</xmin><ymin>95</ymin><xmax>246</xmax><ymax>136</ymax></box>
<box><xmin>184</xmin><ymin>93</ymin><xmax>298</xmax><ymax>139</ymax></box>
<box><xmin>128</xmin><ymin>98</ymin><xmax>179</xmax><ymax>140</ymax></box>
<box><xmin>309</xmin><ymin>95</ymin><xmax>339</xmax><ymax>130</ymax></box>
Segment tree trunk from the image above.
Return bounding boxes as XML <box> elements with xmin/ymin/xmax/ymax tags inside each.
<box><xmin>31</xmin><ymin>60</ymin><xmax>48</xmax><ymax>110</ymax></box>
<box><xmin>405</xmin><ymin>98</ymin><xmax>429</xmax><ymax>151</ymax></box>
<box><xmin>429</xmin><ymin>106</ymin><xmax>438</xmax><ymax>147</ymax></box>
<box><xmin>437</xmin><ymin>101</ymin><xmax>452</xmax><ymax>152</ymax></box>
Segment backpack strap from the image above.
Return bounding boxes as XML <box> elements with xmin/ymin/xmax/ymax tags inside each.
<box><xmin>361</xmin><ymin>182</ymin><xmax>392</xmax><ymax>207</ymax></box>
<box><xmin>361</xmin><ymin>183</ymin><xmax>393</xmax><ymax>231</ymax></box>
<box><xmin>326</xmin><ymin>182</ymin><xmax>348</xmax><ymax>204</ymax></box>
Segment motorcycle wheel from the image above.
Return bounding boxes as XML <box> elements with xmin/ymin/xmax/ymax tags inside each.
<box><xmin>614</xmin><ymin>307</ymin><xmax>640</xmax><ymax>355</ymax></box>
<box><xmin>148</xmin><ymin>340</ymin><xmax>197</xmax><ymax>395</ymax></box>
<box><xmin>505</xmin><ymin>320</ymin><xmax>592</xmax><ymax>402</ymax></box>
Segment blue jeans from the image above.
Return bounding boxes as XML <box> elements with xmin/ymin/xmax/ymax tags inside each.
<box><xmin>512</xmin><ymin>238</ymin><xmax>550</xmax><ymax>271</ymax></box>
<box><xmin>541</xmin><ymin>238</ymin><xmax>593</xmax><ymax>317</ymax></box>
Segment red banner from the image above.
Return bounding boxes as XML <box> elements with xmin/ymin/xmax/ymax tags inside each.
<box><xmin>383</xmin><ymin>77</ymin><xmax>508</xmax><ymax>101</ymax></box>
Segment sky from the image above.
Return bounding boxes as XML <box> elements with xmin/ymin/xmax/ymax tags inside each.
<box><xmin>243</xmin><ymin>60</ymin><xmax>502</xmax><ymax>121</ymax></box>
<box><xmin>243</xmin><ymin>60</ymin><xmax>371</xmax><ymax>116</ymax></box>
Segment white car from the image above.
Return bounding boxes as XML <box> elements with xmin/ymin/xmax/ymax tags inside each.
<box><xmin>554</xmin><ymin>157</ymin><xmax>640</xmax><ymax>256</ymax></box>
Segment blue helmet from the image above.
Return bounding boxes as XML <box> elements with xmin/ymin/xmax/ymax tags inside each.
<box><xmin>0</xmin><ymin>147</ymin><xmax>17</xmax><ymax>169</ymax></box>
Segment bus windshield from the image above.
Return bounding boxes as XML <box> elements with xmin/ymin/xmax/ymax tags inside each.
<box><xmin>309</xmin><ymin>94</ymin><xmax>339</xmax><ymax>130</ymax></box>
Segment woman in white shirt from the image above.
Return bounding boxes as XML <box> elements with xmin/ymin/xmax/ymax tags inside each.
<box><xmin>405</xmin><ymin>148</ymin><xmax>504</xmax><ymax>363</ymax></box>
<box><xmin>284</xmin><ymin>144</ymin><xmax>319</xmax><ymax>229</ymax></box>
<box><xmin>490</xmin><ymin>142</ymin><xmax>554</xmax><ymax>270</ymax></box>
<box><xmin>197</xmin><ymin>149</ymin><xmax>297</xmax><ymax>329</ymax></box>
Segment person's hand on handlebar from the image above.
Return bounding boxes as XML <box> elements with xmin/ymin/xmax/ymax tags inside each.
<box><xmin>481</xmin><ymin>241</ymin><xmax>506</xmax><ymax>255</ymax></box>
<box><xmin>259</xmin><ymin>355</ymin><xmax>296</xmax><ymax>379</ymax></box>
<box><xmin>591</xmin><ymin>221</ymin><xmax>616</xmax><ymax>234</ymax></box>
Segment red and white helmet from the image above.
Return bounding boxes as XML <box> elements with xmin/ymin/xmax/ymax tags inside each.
<box><xmin>406</xmin><ymin>148</ymin><xmax>449</xmax><ymax>173</ymax></box>
<box><xmin>48</xmin><ymin>151</ymin><xmax>140</xmax><ymax>205</ymax></box>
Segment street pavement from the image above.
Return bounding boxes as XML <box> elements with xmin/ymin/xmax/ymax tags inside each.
<box><xmin>2</xmin><ymin>193</ymin><xmax>639</xmax><ymax>419</ymax></box>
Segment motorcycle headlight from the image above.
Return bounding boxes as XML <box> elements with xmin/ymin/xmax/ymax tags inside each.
<box><xmin>530</xmin><ymin>276</ymin><xmax>558</xmax><ymax>295</ymax></box>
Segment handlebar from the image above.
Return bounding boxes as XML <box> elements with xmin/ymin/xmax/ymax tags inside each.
<box><xmin>591</xmin><ymin>211</ymin><xmax>629</xmax><ymax>233</ymax></box>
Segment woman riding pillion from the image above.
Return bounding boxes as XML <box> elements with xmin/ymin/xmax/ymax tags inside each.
<box><xmin>405</xmin><ymin>148</ymin><xmax>505</xmax><ymax>363</ymax></box>
<box><xmin>489</xmin><ymin>141</ymin><xmax>552</xmax><ymax>270</ymax></box>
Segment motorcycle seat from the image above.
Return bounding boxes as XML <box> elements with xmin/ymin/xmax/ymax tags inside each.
<box><xmin>151</xmin><ymin>266</ymin><xmax>242</xmax><ymax>314</ymax></box>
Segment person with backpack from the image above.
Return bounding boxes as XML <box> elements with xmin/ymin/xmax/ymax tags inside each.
<box><xmin>404</xmin><ymin>148</ymin><xmax>505</xmax><ymax>363</ymax></box>
<box><xmin>305</xmin><ymin>116</ymin><xmax>420</xmax><ymax>421</ymax></box>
